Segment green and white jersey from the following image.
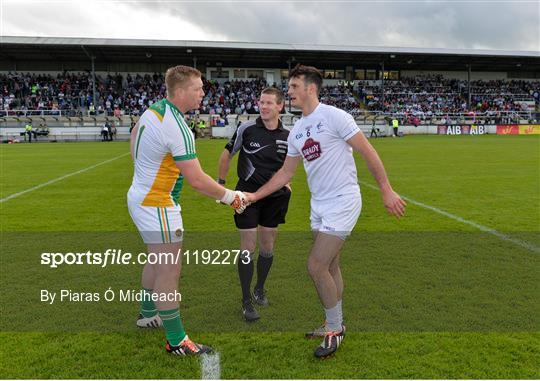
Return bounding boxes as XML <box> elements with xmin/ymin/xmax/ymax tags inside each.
<box><xmin>129</xmin><ymin>99</ymin><xmax>196</xmax><ymax>207</ymax></box>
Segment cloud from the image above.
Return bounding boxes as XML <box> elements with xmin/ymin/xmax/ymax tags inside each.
<box><xmin>1</xmin><ymin>0</ymin><xmax>226</xmax><ymax>41</ymax></box>
<box><xmin>2</xmin><ymin>0</ymin><xmax>538</xmax><ymax>51</ymax></box>
<box><xmin>131</xmin><ymin>0</ymin><xmax>540</xmax><ymax>50</ymax></box>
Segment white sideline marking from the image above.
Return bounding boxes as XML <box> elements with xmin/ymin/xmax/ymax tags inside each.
<box><xmin>0</xmin><ymin>152</ymin><xmax>130</xmax><ymax>203</ymax></box>
<box><xmin>201</xmin><ymin>352</ymin><xmax>221</xmax><ymax>380</ymax></box>
<box><xmin>359</xmin><ymin>181</ymin><xmax>540</xmax><ymax>253</ymax></box>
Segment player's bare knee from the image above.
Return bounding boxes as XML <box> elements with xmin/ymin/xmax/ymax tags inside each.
<box><xmin>240</xmin><ymin>229</ymin><xmax>257</xmax><ymax>253</ymax></box>
<box><xmin>258</xmin><ymin>226</ymin><xmax>277</xmax><ymax>250</ymax></box>
<box><xmin>258</xmin><ymin>234</ymin><xmax>274</xmax><ymax>252</ymax></box>
<box><xmin>307</xmin><ymin>256</ymin><xmax>325</xmax><ymax>277</ymax></box>
<box><xmin>329</xmin><ymin>258</ymin><xmax>340</xmax><ymax>274</ymax></box>
<box><xmin>258</xmin><ymin>240</ymin><xmax>274</xmax><ymax>253</ymax></box>
<box><xmin>155</xmin><ymin>262</ymin><xmax>181</xmax><ymax>280</ymax></box>
<box><xmin>240</xmin><ymin>243</ymin><xmax>257</xmax><ymax>253</ymax></box>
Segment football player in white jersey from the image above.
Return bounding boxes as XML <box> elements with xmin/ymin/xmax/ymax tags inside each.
<box><xmin>245</xmin><ymin>65</ymin><xmax>406</xmax><ymax>359</ymax></box>
<box><xmin>128</xmin><ymin>65</ymin><xmax>248</xmax><ymax>356</ymax></box>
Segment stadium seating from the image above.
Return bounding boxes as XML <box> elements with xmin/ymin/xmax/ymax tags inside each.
<box><xmin>1</xmin><ymin>72</ymin><xmax>538</xmax><ymax>128</ymax></box>
<box><xmin>358</xmin><ymin>75</ymin><xmax>539</xmax><ymax>124</ymax></box>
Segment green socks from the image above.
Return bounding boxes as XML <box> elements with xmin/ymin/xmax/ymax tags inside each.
<box><xmin>140</xmin><ymin>288</ymin><xmax>157</xmax><ymax>318</ymax></box>
<box><xmin>140</xmin><ymin>289</ymin><xmax>186</xmax><ymax>346</ymax></box>
<box><xmin>159</xmin><ymin>308</ymin><xmax>186</xmax><ymax>346</ymax></box>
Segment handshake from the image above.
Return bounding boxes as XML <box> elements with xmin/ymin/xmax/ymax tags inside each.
<box><xmin>218</xmin><ymin>189</ymin><xmax>251</xmax><ymax>214</ymax></box>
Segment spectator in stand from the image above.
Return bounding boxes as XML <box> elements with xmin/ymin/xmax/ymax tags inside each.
<box><xmin>392</xmin><ymin>118</ymin><xmax>399</xmax><ymax>137</ymax></box>
<box><xmin>370</xmin><ymin>118</ymin><xmax>378</xmax><ymax>138</ymax></box>
<box><xmin>109</xmin><ymin>123</ymin><xmax>117</xmax><ymax>141</ymax></box>
<box><xmin>101</xmin><ymin>122</ymin><xmax>109</xmax><ymax>141</ymax></box>
<box><xmin>1</xmin><ymin>72</ymin><xmax>538</xmax><ymax>122</ymax></box>
<box><xmin>359</xmin><ymin>75</ymin><xmax>538</xmax><ymax>121</ymax></box>
<box><xmin>197</xmin><ymin>118</ymin><xmax>207</xmax><ymax>138</ymax></box>
<box><xmin>25</xmin><ymin>122</ymin><xmax>34</xmax><ymax>142</ymax></box>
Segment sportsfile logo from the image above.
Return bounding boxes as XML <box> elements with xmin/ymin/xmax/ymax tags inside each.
<box><xmin>40</xmin><ymin>249</ymin><xmax>252</xmax><ymax>268</ymax></box>
<box><xmin>40</xmin><ymin>249</ymin><xmax>183</xmax><ymax>268</ymax></box>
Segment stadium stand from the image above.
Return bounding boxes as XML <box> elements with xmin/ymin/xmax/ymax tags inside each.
<box><xmin>319</xmin><ymin>84</ymin><xmax>362</xmax><ymax>116</ymax></box>
<box><xmin>0</xmin><ymin>73</ymin><xmax>272</xmax><ymax>117</ymax></box>
<box><xmin>360</xmin><ymin>75</ymin><xmax>539</xmax><ymax>123</ymax></box>
<box><xmin>4</xmin><ymin>72</ymin><xmax>536</xmax><ymax>122</ymax></box>
<box><xmin>1</xmin><ymin>36</ymin><xmax>539</xmax><ymax>141</ymax></box>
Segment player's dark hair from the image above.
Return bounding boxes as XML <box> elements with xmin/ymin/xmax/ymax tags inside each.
<box><xmin>289</xmin><ymin>64</ymin><xmax>323</xmax><ymax>95</ymax></box>
<box><xmin>261</xmin><ymin>87</ymin><xmax>284</xmax><ymax>104</ymax></box>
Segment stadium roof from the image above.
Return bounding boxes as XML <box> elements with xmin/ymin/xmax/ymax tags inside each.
<box><xmin>1</xmin><ymin>36</ymin><xmax>539</xmax><ymax>72</ymax></box>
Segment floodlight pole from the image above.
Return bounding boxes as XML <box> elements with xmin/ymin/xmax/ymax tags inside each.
<box><xmin>287</xmin><ymin>59</ymin><xmax>292</xmax><ymax>112</ymax></box>
<box><xmin>467</xmin><ymin>64</ymin><xmax>472</xmax><ymax>109</ymax></box>
<box><xmin>91</xmin><ymin>56</ymin><xmax>96</xmax><ymax>110</ymax></box>
<box><xmin>380</xmin><ymin>61</ymin><xmax>385</xmax><ymax>110</ymax></box>
<box><xmin>81</xmin><ymin>45</ymin><xmax>97</xmax><ymax>113</ymax></box>
<box><xmin>187</xmin><ymin>49</ymin><xmax>196</xmax><ymax>69</ymax></box>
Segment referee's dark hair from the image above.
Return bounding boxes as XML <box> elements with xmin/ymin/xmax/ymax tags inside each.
<box><xmin>289</xmin><ymin>64</ymin><xmax>323</xmax><ymax>95</ymax></box>
<box><xmin>261</xmin><ymin>87</ymin><xmax>285</xmax><ymax>104</ymax></box>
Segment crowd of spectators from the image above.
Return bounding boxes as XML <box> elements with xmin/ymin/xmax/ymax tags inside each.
<box><xmin>319</xmin><ymin>84</ymin><xmax>362</xmax><ymax>116</ymax></box>
<box><xmin>0</xmin><ymin>72</ymin><xmax>286</xmax><ymax>117</ymax></box>
<box><xmin>1</xmin><ymin>72</ymin><xmax>538</xmax><ymax>123</ymax></box>
<box><xmin>197</xmin><ymin>77</ymin><xmax>269</xmax><ymax>115</ymax></box>
<box><xmin>0</xmin><ymin>72</ymin><xmax>166</xmax><ymax>117</ymax></box>
<box><xmin>0</xmin><ymin>72</ymin><xmax>362</xmax><ymax>117</ymax></box>
<box><xmin>359</xmin><ymin>75</ymin><xmax>539</xmax><ymax>121</ymax></box>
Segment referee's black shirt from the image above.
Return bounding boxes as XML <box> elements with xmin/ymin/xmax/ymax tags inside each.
<box><xmin>225</xmin><ymin>117</ymin><xmax>289</xmax><ymax>197</ymax></box>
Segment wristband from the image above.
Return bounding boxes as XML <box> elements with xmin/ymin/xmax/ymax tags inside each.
<box><xmin>220</xmin><ymin>188</ymin><xmax>235</xmax><ymax>205</ymax></box>
<box><xmin>217</xmin><ymin>178</ymin><xmax>226</xmax><ymax>185</ymax></box>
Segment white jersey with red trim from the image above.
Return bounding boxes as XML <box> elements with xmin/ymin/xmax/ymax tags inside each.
<box><xmin>128</xmin><ymin>99</ymin><xmax>196</xmax><ymax>207</ymax></box>
<box><xmin>287</xmin><ymin>103</ymin><xmax>361</xmax><ymax>201</ymax></box>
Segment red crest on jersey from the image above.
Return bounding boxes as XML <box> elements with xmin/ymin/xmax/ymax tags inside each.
<box><xmin>301</xmin><ymin>138</ymin><xmax>322</xmax><ymax>161</ymax></box>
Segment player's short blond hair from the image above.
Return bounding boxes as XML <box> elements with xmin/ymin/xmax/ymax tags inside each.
<box><xmin>165</xmin><ymin>65</ymin><xmax>202</xmax><ymax>97</ymax></box>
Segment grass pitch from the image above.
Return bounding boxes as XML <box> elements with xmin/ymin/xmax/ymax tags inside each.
<box><xmin>0</xmin><ymin>135</ymin><xmax>539</xmax><ymax>379</ymax></box>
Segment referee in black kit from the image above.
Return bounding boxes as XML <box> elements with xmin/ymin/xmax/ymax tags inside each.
<box><xmin>217</xmin><ymin>87</ymin><xmax>291</xmax><ymax>321</ymax></box>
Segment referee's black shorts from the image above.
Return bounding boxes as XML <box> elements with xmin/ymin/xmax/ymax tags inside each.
<box><xmin>234</xmin><ymin>188</ymin><xmax>291</xmax><ymax>229</ymax></box>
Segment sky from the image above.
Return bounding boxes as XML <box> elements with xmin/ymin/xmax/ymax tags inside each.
<box><xmin>1</xmin><ymin>0</ymin><xmax>539</xmax><ymax>52</ymax></box>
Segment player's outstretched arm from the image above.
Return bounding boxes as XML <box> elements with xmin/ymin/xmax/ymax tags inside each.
<box><xmin>346</xmin><ymin>132</ymin><xmax>407</xmax><ymax>218</ymax></box>
<box><xmin>247</xmin><ymin>155</ymin><xmax>301</xmax><ymax>203</ymax></box>
<box><xmin>176</xmin><ymin>158</ymin><xmax>248</xmax><ymax>211</ymax></box>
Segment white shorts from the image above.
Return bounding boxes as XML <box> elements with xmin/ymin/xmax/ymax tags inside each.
<box><xmin>128</xmin><ymin>200</ymin><xmax>184</xmax><ymax>244</ymax></box>
<box><xmin>310</xmin><ymin>194</ymin><xmax>362</xmax><ymax>239</ymax></box>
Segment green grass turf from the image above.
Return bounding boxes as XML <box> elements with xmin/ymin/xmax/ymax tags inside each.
<box><xmin>0</xmin><ymin>135</ymin><xmax>539</xmax><ymax>379</ymax></box>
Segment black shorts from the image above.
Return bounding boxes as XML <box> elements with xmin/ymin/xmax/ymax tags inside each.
<box><xmin>234</xmin><ymin>189</ymin><xmax>291</xmax><ymax>229</ymax></box>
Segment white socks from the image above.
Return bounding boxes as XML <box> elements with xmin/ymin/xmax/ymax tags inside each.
<box><xmin>325</xmin><ymin>299</ymin><xmax>343</xmax><ymax>332</ymax></box>
<box><xmin>337</xmin><ymin>299</ymin><xmax>343</xmax><ymax>327</ymax></box>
